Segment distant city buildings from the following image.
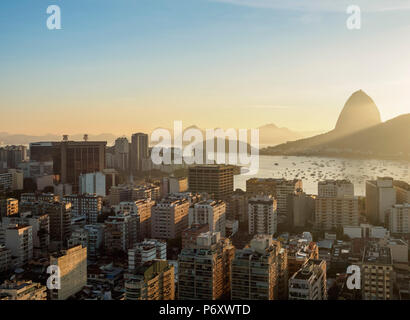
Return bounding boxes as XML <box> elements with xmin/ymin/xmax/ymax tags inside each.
<box><xmin>0</xmin><ymin>145</ymin><xmax>28</xmax><ymax>169</ymax></box>
<box><xmin>130</xmin><ymin>133</ymin><xmax>149</xmax><ymax>175</ymax></box>
<box><xmin>246</xmin><ymin>178</ymin><xmax>302</xmax><ymax>216</ymax></box>
<box><xmin>29</xmin><ymin>139</ymin><xmax>106</xmax><ymax>192</ymax></box>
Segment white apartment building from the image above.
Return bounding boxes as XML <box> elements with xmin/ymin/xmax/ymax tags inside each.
<box><xmin>190</xmin><ymin>200</ymin><xmax>226</xmax><ymax>237</ymax></box>
<box><xmin>79</xmin><ymin>172</ymin><xmax>106</xmax><ymax>197</ymax></box>
<box><xmin>388</xmin><ymin>204</ymin><xmax>410</xmax><ymax>235</ymax></box>
<box><xmin>288</xmin><ymin>259</ymin><xmax>327</xmax><ymax>300</ymax></box>
<box><xmin>63</xmin><ymin>194</ymin><xmax>102</xmax><ymax>224</ymax></box>
<box><xmin>4</xmin><ymin>224</ymin><xmax>33</xmax><ymax>267</ymax></box>
<box><xmin>128</xmin><ymin>239</ymin><xmax>166</xmax><ymax>271</ymax></box>
<box><xmin>248</xmin><ymin>195</ymin><xmax>277</xmax><ymax>235</ymax></box>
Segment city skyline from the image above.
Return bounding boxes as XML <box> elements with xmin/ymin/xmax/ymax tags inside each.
<box><xmin>1</xmin><ymin>0</ymin><xmax>410</xmax><ymax>136</ymax></box>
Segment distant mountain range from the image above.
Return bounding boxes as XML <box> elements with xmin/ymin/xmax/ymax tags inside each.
<box><xmin>261</xmin><ymin>90</ymin><xmax>410</xmax><ymax>160</ymax></box>
<box><xmin>0</xmin><ymin>125</ymin><xmax>317</xmax><ymax>148</ymax></box>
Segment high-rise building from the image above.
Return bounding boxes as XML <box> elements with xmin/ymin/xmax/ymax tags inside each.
<box><xmin>366</xmin><ymin>177</ymin><xmax>397</xmax><ymax>225</ymax></box>
<box><xmin>63</xmin><ymin>194</ymin><xmax>102</xmax><ymax>224</ymax></box>
<box><xmin>3</xmin><ymin>224</ymin><xmax>33</xmax><ymax>267</ymax></box>
<box><xmin>0</xmin><ymin>245</ymin><xmax>12</xmax><ymax>272</ymax></box>
<box><xmin>0</xmin><ymin>198</ymin><xmax>18</xmax><ymax>217</ymax></box>
<box><xmin>130</xmin><ymin>133</ymin><xmax>149</xmax><ymax>175</ymax></box>
<box><xmin>151</xmin><ymin>198</ymin><xmax>190</xmax><ymax>239</ymax></box>
<box><xmin>248</xmin><ymin>195</ymin><xmax>277</xmax><ymax>235</ymax></box>
<box><xmin>114</xmin><ymin>200</ymin><xmax>155</xmax><ymax>241</ymax></box>
<box><xmin>288</xmin><ymin>259</ymin><xmax>327</xmax><ymax>300</ymax></box>
<box><xmin>0</xmin><ymin>169</ymin><xmax>23</xmax><ymax>191</ymax></box>
<box><xmin>226</xmin><ymin>189</ymin><xmax>248</xmax><ymax>222</ymax></box>
<box><xmin>128</xmin><ymin>239</ymin><xmax>167</xmax><ymax>271</ymax></box>
<box><xmin>46</xmin><ymin>202</ymin><xmax>72</xmax><ymax>244</ymax></box>
<box><xmin>2</xmin><ymin>212</ymin><xmax>49</xmax><ymax>258</ymax></box>
<box><xmin>231</xmin><ymin>235</ymin><xmax>284</xmax><ymax>300</ymax></box>
<box><xmin>104</xmin><ymin>212</ymin><xmax>137</xmax><ymax>252</ymax></box>
<box><xmin>0</xmin><ymin>280</ymin><xmax>46</xmax><ymax>300</ymax></box>
<box><xmin>49</xmin><ymin>245</ymin><xmax>87</xmax><ymax>300</ymax></box>
<box><xmin>318</xmin><ymin>180</ymin><xmax>354</xmax><ymax>198</ymax></box>
<box><xmin>79</xmin><ymin>172</ymin><xmax>106</xmax><ymax>197</ymax></box>
<box><xmin>30</xmin><ymin>140</ymin><xmax>106</xmax><ymax>192</ymax></box>
<box><xmin>125</xmin><ymin>260</ymin><xmax>174</xmax><ymax>300</ymax></box>
<box><xmin>315</xmin><ymin>179</ymin><xmax>359</xmax><ymax>230</ymax></box>
<box><xmin>114</xmin><ymin>137</ymin><xmax>130</xmax><ymax>172</ymax></box>
<box><xmin>360</xmin><ymin>243</ymin><xmax>394</xmax><ymax>300</ymax></box>
<box><xmin>388</xmin><ymin>204</ymin><xmax>410</xmax><ymax>235</ymax></box>
<box><xmin>287</xmin><ymin>193</ymin><xmax>315</xmax><ymax>228</ymax></box>
<box><xmin>393</xmin><ymin>180</ymin><xmax>410</xmax><ymax>204</ymax></box>
<box><xmin>0</xmin><ymin>145</ymin><xmax>28</xmax><ymax>169</ymax></box>
<box><xmin>315</xmin><ymin>197</ymin><xmax>360</xmax><ymax>230</ymax></box>
<box><xmin>191</xmin><ymin>200</ymin><xmax>226</xmax><ymax>237</ymax></box>
<box><xmin>188</xmin><ymin>165</ymin><xmax>234</xmax><ymax>200</ymax></box>
<box><xmin>68</xmin><ymin>224</ymin><xmax>104</xmax><ymax>261</ymax></box>
<box><xmin>246</xmin><ymin>178</ymin><xmax>302</xmax><ymax>216</ymax></box>
<box><xmin>178</xmin><ymin>231</ymin><xmax>235</xmax><ymax>300</ymax></box>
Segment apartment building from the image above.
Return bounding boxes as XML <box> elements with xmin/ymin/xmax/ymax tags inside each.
<box><xmin>128</xmin><ymin>239</ymin><xmax>167</xmax><ymax>271</ymax></box>
<box><xmin>151</xmin><ymin>198</ymin><xmax>190</xmax><ymax>239</ymax></box>
<box><xmin>231</xmin><ymin>235</ymin><xmax>284</xmax><ymax>300</ymax></box>
<box><xmin>178</xmin><ymin>231</ymin><xmax>235</xmax><ymax>300</ymax></box>
<box><xmin>0</xmin><ymin>198</ymin><xmax>18</xmax><ymax>217</ymax></box>
<box><xmin>188</xmin><ymin>165</ymin><xmax>234</xmax><ymax>200</ymax></box>
<box><xmin>125</xmin><ymin>260</ymin><xmax>174</xmax><ymax>300</ymax></box>
<box><xmin>246</xmin><ymin>178</ymin><xmax>302</xmax><ymax>216</ymax></box>
<box><xmin>289</xmin><ymin>259</ymin><xmax>327</xmax><ymax>300</ymax></box>
<box><xmin>315</xmin><ymin>197</ymin><xmax>360</xmax><ymax>230</ymax></box>
<box><xmin>360</xmin><ymin>243</ymin><xmax>394</xmax><ymax>300</ymax></box>
<box><xmin>388</xmin><ymin>204</ymin><xmax>410</xmax><ymax>235</ymax></box>
<box><xmin>366</xmin><ymin>177</ymin><xmax>396</xmax><ymax>225</ymax></box>
<box><xmin>191</xmin><ymin>200</ymin><xmax>226</xmax><ymax>237</ymax></box>
<box><xmin>49</xmin><ymin>245</ymin><xmax>87</xmax><ymax>300</ymax></box>
<box><xmin>63</xmin><ymin>194</ymin><xmax>102</xmax><ymax>224</ymax></box>
<box><xmin>4</xmin><ymin>224</ymin><xmax>33</xmax><ymax>267</ymax></box>
<box><xmin>248</xmin><ymin>195</ymin><xmax>277</xmax><ymax>235</ymax></box>
<box><xmin>0</xmin><ymin>280</ymin><xmax>46</xmax><ymax>300</ymax></box>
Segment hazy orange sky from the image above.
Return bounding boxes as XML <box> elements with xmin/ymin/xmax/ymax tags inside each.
<box><xmin>1</xmin><ymin>0</ymin><xmax>410</xmax><ymax>136</ymax></box>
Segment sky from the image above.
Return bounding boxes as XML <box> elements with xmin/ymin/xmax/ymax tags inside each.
<box><xmin>1</xmin><ymin>0</ymin><xmax>410</xmax><ymax>136</ymax></box>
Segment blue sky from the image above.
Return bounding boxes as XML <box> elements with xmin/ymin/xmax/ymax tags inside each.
<box><xmin>0</xmin><ymin>0</ymin><xmax>409</xmax><ymax>135</ymax></box>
